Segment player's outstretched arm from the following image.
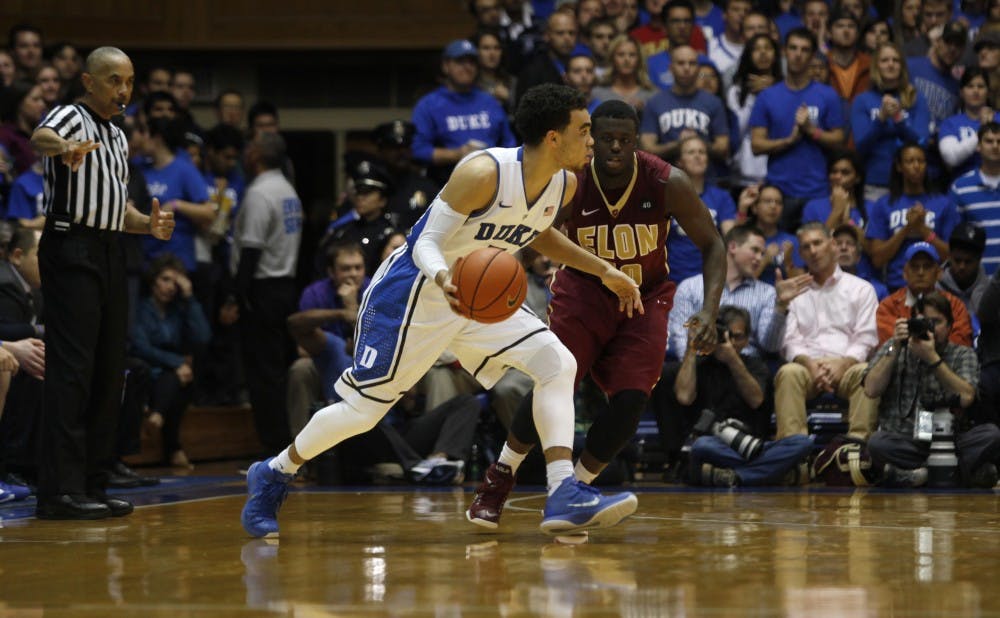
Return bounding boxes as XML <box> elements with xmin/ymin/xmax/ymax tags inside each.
<box><xmin>665</xmin><ymin>166</ymin><xmax>726</xmax><ymax>353</ymax></box>
<box><xmin>530</xmin><ymin>227</ymin><xmax>643</xmax><ymax>317</ymax></box>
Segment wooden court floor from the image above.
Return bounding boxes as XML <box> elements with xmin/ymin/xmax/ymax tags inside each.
<box><xmin>2</xmin><ymin>482</ymin><xmax>1000</xmax><ymax>617</ymax></box>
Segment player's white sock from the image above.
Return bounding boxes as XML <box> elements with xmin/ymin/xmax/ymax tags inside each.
<box><xmin>270</xmin><ymin>449</ymin><xmax>300</xmax><ymax>475</ymax></box>
<box><xmin>546</xmin><ymin>460</ymin><xmax>574</xmax><ymax>495</ymax></box>
<box><xmin>574</xmin><ymin>460</ymin><xmax>598</xmax><ymax>485</ymax></box>
<box><xmin>498</xmin><ymin>443</ymin><xmax>527</xmax><ymax>473</ymax></box>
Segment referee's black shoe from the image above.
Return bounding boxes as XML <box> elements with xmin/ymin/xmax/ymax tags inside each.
<box><xmin>36</xmin><ymin>494</ymin><xmax>112</xmax><ymax>520</ymax></box>
<box><xmin>88</xmin><ymin>492</ymin><xmax>134</xmax><ymax>517</ymax></box>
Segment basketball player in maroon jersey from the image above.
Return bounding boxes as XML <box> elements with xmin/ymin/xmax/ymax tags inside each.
<box><xmin>467</xmin><ymin>99</ymin><xmax>727</xmax><ymax>529</ymax></box>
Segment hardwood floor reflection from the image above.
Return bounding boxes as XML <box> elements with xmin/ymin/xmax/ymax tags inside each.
<box><xmin>2</xmin><ymin>487</ymin><xmax>1000</xmax><ymax>616</ymax></box>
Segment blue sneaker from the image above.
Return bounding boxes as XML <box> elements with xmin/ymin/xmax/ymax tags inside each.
<box><xmin>540</xmin><ymin>478</ymin><xmax>638</xmax><ymax>536</ymax></box>
<box><xmin>241</xmin><ymin>458</ymin><xmax>294</xmax><ymax>538</ymax></box>
<box><xmin>0</xmin><ymin>480</ymin><xmax>31</xmax><ymax>502</ymax></box>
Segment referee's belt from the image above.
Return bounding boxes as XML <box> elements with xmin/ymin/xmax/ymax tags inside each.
<box><xmin>44</xmin><ymin>219</ymin><xmax>122</xmax><ymax>240</ymax></box>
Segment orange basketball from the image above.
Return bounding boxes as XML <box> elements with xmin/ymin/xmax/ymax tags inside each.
<box><xmin>450</xmin><ymin>247</ymin><xmax>527</xmax><ymax>323</ymax></box>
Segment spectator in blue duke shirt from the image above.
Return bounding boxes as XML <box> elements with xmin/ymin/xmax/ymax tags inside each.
<box><xmin>411</xmin><ymin>39</ymin><xmax>516</xmax><ymax>185</ymax></box>
<box><xmin>867</xmin><ymin>142</ymin><xmax>959</xmax><ymax>289</ymax></box>
<box><xmin>907</xmin><ymin>21</ymin><xmax>966</xmax><ymax>133</ymax></box>
<box><xmin>139</xmin><ymin>117</ymin><xmax>214</xmax><ymax>273</ymax></box>
<box><xmin>938</xmin><ymin>68</ymin><xmax>1000</xmax><ymax>180</ymax></box>
<box><xmin>750</xmin><ymin>27</ymin><xmax>845</xmax><ymax>230</ymax></box>
<box><xmin>641</xmin><ymin>45</ymin><xmax>729</xmax><ymax>166</ymax></box>
<box><xmin>851</xmin><ymin>42</ymin><xmax>930</xmax><ymax>201</ymax></box>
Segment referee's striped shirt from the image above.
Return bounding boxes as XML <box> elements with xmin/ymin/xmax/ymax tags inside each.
<box><xmin>39</xmin><ymin>103</ymin><xmax>129</xmax><ymax>232</ymax></box>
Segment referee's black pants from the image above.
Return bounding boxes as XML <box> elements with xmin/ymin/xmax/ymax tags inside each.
<box><xmin>37</xmin><ymin>227</ymin><xmax>127</xmax><ymax>498</ymax></box>
<box><xmin>240</xmin><ymin>276</ymin><xmax>297</xmax><ymax>452</ymax></box>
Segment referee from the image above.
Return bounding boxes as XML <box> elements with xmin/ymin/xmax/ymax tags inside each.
<box><xmin>31</xmin><ymin>46</ymin><xmax>174</xmax><ymax>520</ymax></box>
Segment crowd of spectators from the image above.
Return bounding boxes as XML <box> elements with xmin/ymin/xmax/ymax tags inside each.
<box><xmin>3</xmin><ymin>0</ymin><xmax>1000</xmax><ymax>500</ymax></box>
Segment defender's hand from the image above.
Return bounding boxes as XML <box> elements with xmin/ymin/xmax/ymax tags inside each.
<box><xmin>601</xmin><ymin>268</ymin><xmax>643</xmax><ymax>318</ymax></box>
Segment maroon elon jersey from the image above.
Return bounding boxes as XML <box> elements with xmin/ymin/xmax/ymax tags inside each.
<box><xmin>562</xmin><ymin>150</ymin><xmax>672</xmax><ymax>293</ymax></box>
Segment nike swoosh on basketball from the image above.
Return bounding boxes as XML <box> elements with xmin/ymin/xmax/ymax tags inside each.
<box><xmin>581</xmin><ymin>207</ymin><xmax>599</xmax><ymax>216</ymax></box>
<box><xmin>567</xmin><ymin>496</ymin><xmax>601</xmax><ymax>508</ymax></box>
<box><xmin>506</xmin><ymin>297</ymin><xmax>518</xmax><ymax>307</ymax></box>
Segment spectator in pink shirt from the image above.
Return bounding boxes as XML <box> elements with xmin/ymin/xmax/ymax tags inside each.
<box><xmin>774</xmin><ymin>222</ymin><xmax>880</xmax><ymax>441</ymax></box>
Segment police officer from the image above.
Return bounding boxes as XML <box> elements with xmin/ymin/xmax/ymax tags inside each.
<box><xmin>319</xmin><ymin>160</ymin><xmax>400</xmax><ymax>275</ymax></box>
<box><xmin>372</xmin><ymin>120</ymin><xmax>440</xmax><ymax>231</ymax></box>
<box><xmin>31</xmin><ymin>46</ymin><xmax>174</xmax><ymax>519</ymax></box>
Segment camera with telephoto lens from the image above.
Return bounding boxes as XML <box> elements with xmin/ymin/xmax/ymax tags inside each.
<box><xmin>907</xmin><ymin>317</ymin><xmax>934</xmax><ymax>340</ymax></box>
<box><xmin>691</xmin><ymin>409</ymin><xmax>764</xmax><ymax>460</ymax></box>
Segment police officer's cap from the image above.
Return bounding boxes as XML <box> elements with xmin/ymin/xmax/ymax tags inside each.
<box><xmin>373</xmin><ymin>120</ymin><xmax>415</xmax><ymax>148</ymax></box>
<box><xmin>351</xmin><ymin>160</ymin><xmax>395</xmax><ymax>195</ymax></box>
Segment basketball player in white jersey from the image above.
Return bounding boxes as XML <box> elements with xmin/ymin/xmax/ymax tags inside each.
<box><xmin>241</xmin><ymin>84</ymin><xmax>643</xmax><ymax>538</ymax></box>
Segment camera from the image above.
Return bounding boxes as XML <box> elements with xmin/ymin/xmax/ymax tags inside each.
<box><xmin>925</xmin><ymin>410</ymin><xmax>958</xmax><ymax>488</ymax></box>
<box><xmin>907</xmin><ymin>317</ymin><xmax>934</xmax><ymax>340</ymax></box>
<box><xmin>691</xmin><ymin>409</ymin><xmax>764</xmax><ymax>460</ymax></box>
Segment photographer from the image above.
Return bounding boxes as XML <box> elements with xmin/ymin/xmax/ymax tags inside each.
<box><xmin>668</xmin><ymin>306</ymin><xmax>813</xmax><ymax>486</ymax></box>
<box><xmin>863</xmin><ymin>292</ymin><xmax>1000</xmax><ymax>488</ymax></box>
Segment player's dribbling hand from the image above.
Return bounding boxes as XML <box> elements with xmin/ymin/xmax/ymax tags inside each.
<box><xmin>600</xmin><ymin>268</ymin><xmax>643</xmax><ymax>318</ymax></box>
<box><xmin>435</xmin><ymin>269</ymin><xmax>463</xmax><ymax>315</ymax></box>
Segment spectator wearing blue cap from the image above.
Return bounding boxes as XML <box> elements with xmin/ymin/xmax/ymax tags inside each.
<box><xmin>875</xmin><ymin>241</ymin><xmax>974</xmax><ymax>346</ymax></box>
<box><xmin>411</xmin><ymin>38</ymin><xmax>515</xmax><ymax>184</ymax></box>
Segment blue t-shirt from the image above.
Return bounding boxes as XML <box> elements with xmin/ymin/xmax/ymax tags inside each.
<box><xmin>938</xmin><ymin>111</ymin><xmax>1000</xmax><ymax>177</ymax></box>
<box><xmin>695</xmin><ymin>4</ymin><xmax>724</xmax><ymax>44</ymax></box>
<box><xmin>850</xmin><ymin>89</ymin><xmax>931</xmax><ymax>187</ymax></box>
<box><xmin>865</xmin><ymin>192</ymin><xmax>959</xmax><ymax>288</ymax></box>
<box><xmin>667</xmin><ymin>184</ymin><xmax>736</xmax><ymax>282</ymax></box>
<box><xmin>141</xmin><ymin>156</ymin><xmax>211</xmax><ymax>271</ymax></box>
<box><xmin>774</xmin><ymin>11</ymin><xmax>803</xmax><ymax>39</ymax></box>
<box><xmin>641</xmin><ymin>89</ymin><xmax>729</xmax><ymax>146</ymax></box>
<box><xmin>906</xmin><ymin>56</ymin><xmax>960</xmax><ymax>130</ymax></box>
<box><xmin>7</xmin><ymin>169</ymin><xmax>43</xmax><ymax>220</ymax></box>
<box><xmin>801</xmin><ymin>197</ymin><xmax>869</xmax><ymax>228</ymax></box>
<box><xmin>759</xmin><ymin>230</ymin><xmax>801</xmax><ymax>285</ymax></box>
<box><xmin>749</xmin><ymin>80</ymin><xmax>844</xmax><ymax>199</ymax></box>
<box><xmin>410</xmin><ymin>87</ymin><xmax>516</xmax><ymax>164</ymax></box>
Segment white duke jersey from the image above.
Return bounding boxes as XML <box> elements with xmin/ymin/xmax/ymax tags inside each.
<box><xmin>339</xmin><ymin>146</ymin><xmax>568</xmax><ymax>407</ymax></box>
<box><xmin>404</xmin><ymin>146</ymin><xmax>566</xmax><ymax>261</ymax></box>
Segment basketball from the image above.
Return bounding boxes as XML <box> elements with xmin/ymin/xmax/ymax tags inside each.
<box><xmin>450</xmin><ymin>247</ymin><xmax>527</xmax><ymax>323</ymax></box>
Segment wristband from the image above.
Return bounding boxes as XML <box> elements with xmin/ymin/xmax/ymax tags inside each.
<box><xmin>925</xmin><ymin>231</ymin><xmax>937</xmax><ymax>243</ymax></box>
<box><xmin>811</xmin><ymin>128</ymin><xmax>821</xmax><ymax>141</ymax></box>
<box><xmin>928</xmin><ymin>358</ymin><xmax>944</xmax><ymax>370</ymax></box>
<box><xmin>736</xmin><ymin>211</ymin><xmax>747</xmax><ymax>222</ymax></box>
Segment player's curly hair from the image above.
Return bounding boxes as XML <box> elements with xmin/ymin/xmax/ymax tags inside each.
<box><xmin>514</xmin><ymin>84</ymin><xmax>587</xmax><ymax>146</ymax></box>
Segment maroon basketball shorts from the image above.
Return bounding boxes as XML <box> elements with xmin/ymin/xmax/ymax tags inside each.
<box><xmin>548</xmin><ymin>269</ymin><xmax>675</xmax><ymax>396</ymax></box>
